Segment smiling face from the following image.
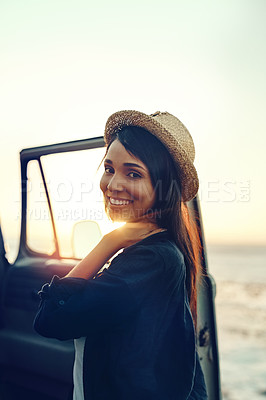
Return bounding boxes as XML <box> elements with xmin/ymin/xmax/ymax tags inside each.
<box><xmin>100</xmin><ymin>139</ymin><xmax>156</xmax><ymax>222</ymax></box>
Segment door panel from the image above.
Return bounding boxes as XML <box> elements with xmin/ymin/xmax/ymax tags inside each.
<box><xmin>0</xmin><ymin>255</ymin><xmax>76</xmax><ymax>399</ymax></box>
<box><xmin>190</xmin><ymin>197</ymin><xmax>222</xmax><ymax>399</ymax></box>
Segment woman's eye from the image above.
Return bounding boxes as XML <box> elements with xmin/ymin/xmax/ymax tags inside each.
<box><xmin>128</xmin><ymin>171</ymin><xmax>141</xmax><ymax>179</ymax></box>
<box><xmin>104</xmin><ymin>166</ymin><xmax>113</xmax><ymax>174</ymax></box>
<box><xmin>104</xmin><ymin>166</ymin><xmax>141</xmax><ymax>178</ymax></box>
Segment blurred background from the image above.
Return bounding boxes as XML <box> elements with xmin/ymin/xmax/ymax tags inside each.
<box><xmin>0</xmin><ymin>1</ymin><xmax>265</xmax><ymax>399</ymax></box>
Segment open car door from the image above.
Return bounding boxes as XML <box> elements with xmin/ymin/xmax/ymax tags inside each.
<box><xmin>0</xmin><ymin>136</ymin><xmax>222</xmax><ymax>399</ymax></box>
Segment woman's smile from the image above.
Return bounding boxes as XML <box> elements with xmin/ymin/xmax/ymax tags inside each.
<box><xmin>108</xmin><ymin>196</ymin><xmax>133</xmax><ymax>206</ymax></box>
<box><xmin>100</xmin><ymin>139</ymin><xmax>156</xmax><ymax>222</ymax></box>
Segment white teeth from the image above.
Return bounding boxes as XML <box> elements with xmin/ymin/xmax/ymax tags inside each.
<box><xmin>109</xmin><ymin>198</ymin><xmax>131</xmax><ymax>205</ymax></box>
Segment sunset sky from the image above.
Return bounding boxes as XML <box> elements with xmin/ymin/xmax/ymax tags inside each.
<box><xmin>0</xmin><ymin>0</ymin><xmax>265</xmax><ymax>259</ymax></box>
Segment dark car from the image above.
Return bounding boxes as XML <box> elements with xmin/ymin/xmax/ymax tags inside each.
<box><xmin>0</xmin><ymin>136</ymin><xmax>222</xmax><ymax>399</ymax></box>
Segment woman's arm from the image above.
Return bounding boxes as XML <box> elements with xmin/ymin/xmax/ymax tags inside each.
<box><xmin>64</xmin><ymin>232</ymin><xmax>121</xmax><ymax>279</ymax></box>
<box><xmin>34</xmin><ymin>272</ymin><xmax>140</xmax><ymax>340</ymax></box>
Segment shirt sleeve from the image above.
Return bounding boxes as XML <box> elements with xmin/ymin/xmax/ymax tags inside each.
<box><xmin>33</xmin><ymin>270</ymin><xmax>140</xmax><ymax>341</ymax></box>
<box><xmin>33</xmin><ymin>242</ymin><xmax>185</xmax><ymax>342</ymax></box>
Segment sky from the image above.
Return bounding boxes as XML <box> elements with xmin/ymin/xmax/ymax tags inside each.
<box><xmin>0</xmin><ymin>0</ymin><xmax>266</xmax><ymax>257</ymax></box>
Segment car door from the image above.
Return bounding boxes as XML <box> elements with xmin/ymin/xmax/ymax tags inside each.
<box><xmin>0</xmin><ymin>135</ymin><xmax>221</xmax><ymax>400</ymax></box>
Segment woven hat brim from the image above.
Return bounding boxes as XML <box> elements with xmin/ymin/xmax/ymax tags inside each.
<box><xmin>104</xmin><ymin>110</ymin><xmax>199</xmax><ymax>202</ymax></box>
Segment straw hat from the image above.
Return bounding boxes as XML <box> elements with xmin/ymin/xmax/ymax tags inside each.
<box><xmin>104</xmin><ymin>110</ymin><xmax>199</xmax><ymax>202</ymax></box>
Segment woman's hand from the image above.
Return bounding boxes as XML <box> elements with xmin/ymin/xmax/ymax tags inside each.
<box><xmin>106</xmin><ymin>220</ymin><xmax>163</xmax><ymax>251</ymax></box>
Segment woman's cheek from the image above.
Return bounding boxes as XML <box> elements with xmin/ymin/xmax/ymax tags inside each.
<box><xmin>99</xmin><ymin>174</ymin><xmax>108</xmax><ymax>193</ymax></box>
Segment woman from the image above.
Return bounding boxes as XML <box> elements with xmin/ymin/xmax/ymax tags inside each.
<box><xmin>33</xmin><ymin>110</ymin><xmax>208</xmax><ymax>399</ymax></box>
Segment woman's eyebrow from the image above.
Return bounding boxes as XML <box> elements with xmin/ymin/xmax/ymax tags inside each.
<box><xmin>104</xmin><ymin>159</ymin><xmax>146</xmax><ymax>171</ymax></box>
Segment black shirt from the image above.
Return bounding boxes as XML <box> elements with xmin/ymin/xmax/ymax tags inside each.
<box><xmin>33</xmin><ymin>230</ymin><xmax>208</xmax><ymax>399</ymax></box>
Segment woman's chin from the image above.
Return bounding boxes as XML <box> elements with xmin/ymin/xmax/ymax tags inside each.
<box><xmin>109</xmin><ymin>214</ymin><xmax>134</xmax><ymax>223</ymax></box>
<box><xmin>107</xmin><ymin>209</ymin><xmax>141</xmax><ymax>223</ymax></box>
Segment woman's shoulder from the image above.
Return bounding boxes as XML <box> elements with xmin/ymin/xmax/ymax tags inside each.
<box><xmin>124</xmin><ymin>230</ymin><xmax>184</xmax><ymax>262</ymax></box>
<box><xmin>108</xmin><ymin>230</ymin><xmax>185</xmax><ymax>277</ymax></box>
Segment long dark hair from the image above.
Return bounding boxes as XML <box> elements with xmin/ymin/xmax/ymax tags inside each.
<box><xmin>105</xmin><ymin>126</ymin><xmax>203</xmax><ymax>328</ymax></box>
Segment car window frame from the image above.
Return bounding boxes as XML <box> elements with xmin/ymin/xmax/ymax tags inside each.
<box><xmin>18</xmin><ymin>136</ymin><xmax>106</xmax><ymax>261</ymax></box>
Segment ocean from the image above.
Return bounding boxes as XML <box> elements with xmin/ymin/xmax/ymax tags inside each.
<box><xmin>206</xmin><ymin>244</ymin><xmax>266</xmax><ymax>400</ymax></box>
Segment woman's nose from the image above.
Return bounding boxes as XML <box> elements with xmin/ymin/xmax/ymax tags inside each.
<box><xmin>107</xmin><ymin>174</ymin><xmax>126</xmax><ymax>192</ymax></box>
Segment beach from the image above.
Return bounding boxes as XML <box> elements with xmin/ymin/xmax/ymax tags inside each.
<box><xmin>207</xmin><ymin>244</ymin><xmax>266</xmax><ymax>400</ymax></box>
